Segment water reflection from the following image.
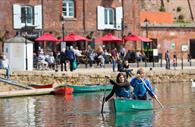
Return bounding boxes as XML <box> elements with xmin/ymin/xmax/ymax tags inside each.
<box><xmin>114</xmin><ymin>111</ymin><xmax>154</xmax><ymax>126</ymax></box>
<box><xmin>1</xmin><ymin>82</ymin><xmax>195</xmax><ymax>126</ymax></box>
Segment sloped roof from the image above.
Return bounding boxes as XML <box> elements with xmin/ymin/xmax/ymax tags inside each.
<box><xmin>140</xmin><ymin>11</ymin><xmax>173</xmax><ymax>24</ymax></box>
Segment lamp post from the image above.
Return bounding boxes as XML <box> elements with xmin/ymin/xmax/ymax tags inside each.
<box><xmin>60</xmin><ymin>16</ymin><xmax>66</xmax><ymax>51</ymax></box>
<box><xmin>22</xmin><ymin>9</ymin><xmax>28</xmax><ymax>70</ymax></box>
<box><xmin>61</xmin><ymin>19</ymin><xmax>65</xmax><ymax>43</ymax></box>
<box><xmin>144</xmin><ymin>18</ymin><xmax>149</xmax><ymax>67</ymax></box>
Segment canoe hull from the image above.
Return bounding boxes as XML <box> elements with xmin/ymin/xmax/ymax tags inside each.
<box><xmin>110</xmin><ymin>98</ymin><xmax>153</xmax><ymax>113</ymax></box>
<box><xmin>29</xmin><ymin>84</ymin><xmax>53</xmax><ymax>89</ymax></box>
<box><xmin>67</xmin><ymin>84</ymin><xmax>113</xmax><ymax>93</ymax></box>
<box><xmin>54</xmin><ymin>86</ymin><xmax>73</xmax><ymax>95</ymax></box>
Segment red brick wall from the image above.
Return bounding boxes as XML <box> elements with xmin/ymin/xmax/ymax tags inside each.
<box><xmin>141</xmin><ymin>27</ymin><xmax>195</xmax><ymax>59</ymax></box>
<box><xmin>0</xmin><ymin>0</ymin><xmax>140</xmax><ymax>52</ymax></box>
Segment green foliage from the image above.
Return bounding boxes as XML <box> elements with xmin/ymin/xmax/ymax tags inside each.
<box><xmin>159</xmin><ymin>5</ymin><xmax>165</xmax><ymax>12</ymax></box>
<box><xmin>178</xmin><ymin>14</ymin><xmax>184</xmax><ymax>22</ymax></box>
<box><xmin>0</xmin><ymin>37</ymin><xmax>3</xmax><ymax>42</ymax></box>
<box><xmin>176</xmin><ymin>6</ymin><xmax>182</xmax><ymax>12</ymax></box>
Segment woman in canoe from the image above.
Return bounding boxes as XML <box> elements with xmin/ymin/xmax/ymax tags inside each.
<box><xmin>130</xmin><ymin>68</ymin><xmax>157</xmax><ymax>100</ymax></box>
<box><xmin>105</xmin><ymin>72</ymin><xmax>132</xmax><ymax>101</ymax></box>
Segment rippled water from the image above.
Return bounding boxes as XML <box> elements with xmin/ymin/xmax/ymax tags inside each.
<box><xmin>0</xmin><ymin>82</ymin><xmax>195</xmax><ymax>127</ymax></box>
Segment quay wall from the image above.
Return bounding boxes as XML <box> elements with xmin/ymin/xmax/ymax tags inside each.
<box><xmin>0</xmin><ymin>68</ymin><xmax>194</xmax><ymax>87</ymax></box>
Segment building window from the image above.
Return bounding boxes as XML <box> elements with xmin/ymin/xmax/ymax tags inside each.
<box><xmin>21</xmin><ymin>6</ymin><xmax>33</xmax><ymax>24</ymax></box>
<box><xmin>13</xmin><ymin>4</ymin><xmax>42</xmax><ymax>29</ymax></box>
<box><xmin>97</xmin><ymin>6</ymin><xmax>122</xmax><ymax>30</ymax></box>
<box><xmin>104</xmin><ymin>8</ymin><xmax>114</xmax><ymax>25</ymax></box>
<box><xmin>62</xmin><ymin>0</ymin><xmax>75</xmax><ymax>18</ymax></box>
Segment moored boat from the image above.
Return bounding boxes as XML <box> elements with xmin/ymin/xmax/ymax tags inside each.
<box><xmin>54</xmin><ymin>85</ymin><xmax>73</xmax><ymax>95</ymax></box>
<box><xmin>67</xmin><ymin>84</ymin><xmax>113</xmax><ymax>93</ymax></box>
<box><xmin>110</xmin><ymin>98</ymin><xmax>153</xmax><ymax>113</ymax></box>
<box><xmin>28</xmin><ymin>84</ymin><xmax>53</xmax><ymax>89</ymax></box>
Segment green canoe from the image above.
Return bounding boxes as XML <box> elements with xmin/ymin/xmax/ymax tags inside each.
<box><xmin>110</xmin><ymin>98</ymin><xmax>154</xmax><ymax>113</ymax></box>
<box><xmin>66</xmin><ymin>84</ymin><xmax>113</xmax><ymax>93</ymax></box>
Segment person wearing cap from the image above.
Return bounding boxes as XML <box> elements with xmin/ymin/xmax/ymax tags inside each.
<box><xmin>130</xmin><ymin>68</ymin><xmax>156</xmax><ymax>100</ymax></box>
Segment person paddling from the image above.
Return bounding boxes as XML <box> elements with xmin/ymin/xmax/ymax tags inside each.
<box><xmin>105</xmin><ymin>73</ymin><xmax>132</xmax><ymax>102</ymax></box>
<box><xmin>130</xmin><ymin>68</ymin><xmax>157</xmax><ymax>100</ymax></box>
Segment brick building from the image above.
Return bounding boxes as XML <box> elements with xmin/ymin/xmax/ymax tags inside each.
<box><xmin>140</xmin><ymin>0</ymin><xmax>195</xmax><ymax>60</ymax></box>
<box><xmin>0</xmin><ymin>0</ymin><xmax>140</xmax><ymax>54</ymax></box>
<box><xmin>1</xmin><ymin>0</ymin><xmax>195</xmax><ymax>60</ymax></box>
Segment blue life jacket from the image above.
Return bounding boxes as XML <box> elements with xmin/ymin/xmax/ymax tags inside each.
<box><xmin>115</xmin><ymin>86</ymin><xmax>131</xmax><ymax>98</ymax></box>
<box><xmin>134</xmin><ymin>80</ymin><xmax>147</xmax><ymax>97</ymax></box>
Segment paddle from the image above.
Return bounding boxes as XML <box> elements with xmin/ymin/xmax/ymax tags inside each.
<box><xmin>101</xmin><ymin>76</ymin><xmax>110</xmax><ymax>114</ymax></box>
<box><xmin>140</xmin><ymin>78</ymin><xmax>164</xmax><ymax>108</ymax></box>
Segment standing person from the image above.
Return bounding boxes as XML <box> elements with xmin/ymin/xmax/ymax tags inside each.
<box><xmin>67</xmin><ymin>46</ymin><xmax>77</xmax><ymax>71</ymax></box>
<box><xmin>105</xmin><ymin>73</ymin><xmax>132</xmax><ymax>102</ymax></box>
<box><xmin>86</xmin><ymin>32</ymin><xmax>95</xmax><ymax>49</ymax></box>
<box><xmin>173</xmin><ymin>51</ymin><xmax>177</xmax><ymax>67</ymax></box>
<box><xmin>59</xmin><ymin>48</ymin><xmax>67</xmax><ymax>71</ymax></box>
<box><xmin>119</xmin><ymin>46</ymin><xmax>126</xmax><ymax>60</ymax></box>
<box><xmin>111</xmin><ymin>48</ymin><xmax>119</xmax><ymax>72</ymax></box>
<box><xmin>86</xmin><ymin>45</ymin><xmax>94</xmax><ymax>68</ymax></box>
<box><xmin>130</xmin><ymin>68</ymin><xmax>156</xmax><ymax>100</ymax></box>
<box><xmin>0</xmin><ymin>54</ymin><xmax>10</xmax><ymax>79</ymax></box>
<box><xmin>165</xmin><ymin>50</ymin><xmax>170</xmax><ymax>69</ymax></box>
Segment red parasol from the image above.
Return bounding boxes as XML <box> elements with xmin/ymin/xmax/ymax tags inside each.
<box><xmin>35</xmin><ymin>33</ymin><xmax>58</xmax><ymax>42</ymax></box>
<box><xmin>59</xmin><ymin>33</ymin><xmax>89</xmax><ymax>42</ymax></box>
<box><xmin>124</xmin><ymin>34</ymin><xmax>152</xmax><ymax>42</ymax></box>
<box><xmin>96</xmin><ymin>33</ymin><xmax>122</xmax><ymax>42</ymax></box>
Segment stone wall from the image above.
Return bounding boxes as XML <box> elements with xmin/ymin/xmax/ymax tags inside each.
<box><xmin>1</xmin><ymin>69</ymin><xmax>194</xmax><ymax>87</ymax></box>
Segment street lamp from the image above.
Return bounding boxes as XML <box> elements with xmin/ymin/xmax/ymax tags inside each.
<box><xmin>144</xmin><ymin>18</ymin><xmax>149</xmax><ymax>67</ymax></box>
<box><xmin>21</xmin><ymin>9</ymin><xmax>28</xmax><ymax>70</ymax></box>
<box><xmin>144</xmin><ymin>18</ymin><xmax>149</xmax><ymax>38</ymax></box>
<box><xmin>61</xmin><ymin>18</ymin><xmax>65</xmax><ymax>43</ymax></box>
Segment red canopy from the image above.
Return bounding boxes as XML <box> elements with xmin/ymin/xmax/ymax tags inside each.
<box><xmin>59</xmin><ymin>33</ymin><xmax>89</xmax><ymax>42</ymax></box>
<box><xmin>124</xmin><ymin>34</ymin><xmax>152</xmax><ymax>42</ymax></box>
<box><xmin>35</xmin><ymin>33</ymin><xmax>58</xmax><ymax>42</ymax></box>
<box><xmin>96</xmin><ymin>33</ymin><xmax>122</xmax><ymax>42</ymax></box>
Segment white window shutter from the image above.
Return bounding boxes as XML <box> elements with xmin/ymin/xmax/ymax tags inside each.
<box><xmin>34</xmin><ymin>5</ymin><xmax>42</xmax><ymax>29</ymax></box>
<box><xmin>13</xmin><ymin>4</ymin><xmax>22</xmax><ymax>29</ymax></box>
<box><xmin>97</xmin><ymin>6</ymin><xmax>105</xmax><ymax>30</ymax></box>
<box><xmin>115</xmin><ymin>7</ymin><xmax>123</xmax><ymax>30</ymax></box>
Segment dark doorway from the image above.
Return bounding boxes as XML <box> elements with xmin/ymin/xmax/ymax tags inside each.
<box><xmin>190</xmin><ymin>39</ymin><xmax>195</xmax><ymax>58</ymax></box>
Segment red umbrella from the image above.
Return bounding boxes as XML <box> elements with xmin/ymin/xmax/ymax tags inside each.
<box><xmin>124</xmin><ymin>34</ymin><xmax>152</xmax><ymax>42</ymax></box>
<box><xmin>59</xmin><ymin>33</ymin><xmax>89</xmax><ymax>42</ymax></box>
<box><xmin>96</xmin><ymin>33</ymin><xmax>122</xmax><ymax>42</ymax></box>
<box><xmin>35</xmin><ymin>33</ymin><xmax>58</xmax><ymax>42</ymax></box>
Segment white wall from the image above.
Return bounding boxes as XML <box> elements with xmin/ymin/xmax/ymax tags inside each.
<box><xmin>4</xmin><ymin>42</ymin><xmax>33</xmax><ymax>71</ymax></box>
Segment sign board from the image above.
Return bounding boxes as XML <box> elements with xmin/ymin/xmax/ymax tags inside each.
<box><xmin>153</xmin><ymin>49</ymin><xmax>158</xmax><ymax>56</ymax></box>
<box><xmin>181</xmin><ymin>45</ymin><xmax>188</xmax><ymax>52</ymax></box>
<box><xmin>171</xmin><ymin>42</ymin><xmax>175</xmax><ymax>49</ymax></box>
<box><xmin>61</xmin><ymin>42</ymin><xmax>66</xmax><ymax>51</ymax></box>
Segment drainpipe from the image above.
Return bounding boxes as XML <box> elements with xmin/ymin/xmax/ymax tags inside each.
<box><xmin>121</xmin><ymin>0</ymin><xmax>124</xmax><ymax>39</ymax></box>
<box><xmin>41</xmin><ymin>0</ymin><xmax>44</xmax><ymax>32</ymax></box>
<box><xmin>187</xmin><ymin>0</ymin><xmax>194</xmax><ymax>21</ymax></box>
<box><xmin>83</xmin><ymin>0</ymin><xmax>86</xmax><ymax>32</ymax></box>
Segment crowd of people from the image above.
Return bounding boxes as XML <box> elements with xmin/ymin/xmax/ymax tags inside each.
<box><xmin>33</xmin><ymin>45</ymin><xmax>140</xmax><ymax>73</ymax></box>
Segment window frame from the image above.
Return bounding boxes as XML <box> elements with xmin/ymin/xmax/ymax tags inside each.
<box><xmin>97</xmin><ymin>6</ymin><xmax>122</xmax><ymax>30</ymax></box>
<box><xmin>21</xmin><ymin>5</ymin><xmax>34</xmax><ymax>25</ymax></box>
<box><xmin>62</xmin><ymin>0</ymin><xmax>75</xmax><ymax>18</ymax></box>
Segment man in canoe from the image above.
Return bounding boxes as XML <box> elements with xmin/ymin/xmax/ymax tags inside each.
<box><xmin>104</xmin><ymin>73</ymin><xmax>132</xmax><ymax>101</ymax></box>
<box><xmin>130</xmin><ymin>68</ymin><xmax>157</xmax><ymax>100</ymax></box>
